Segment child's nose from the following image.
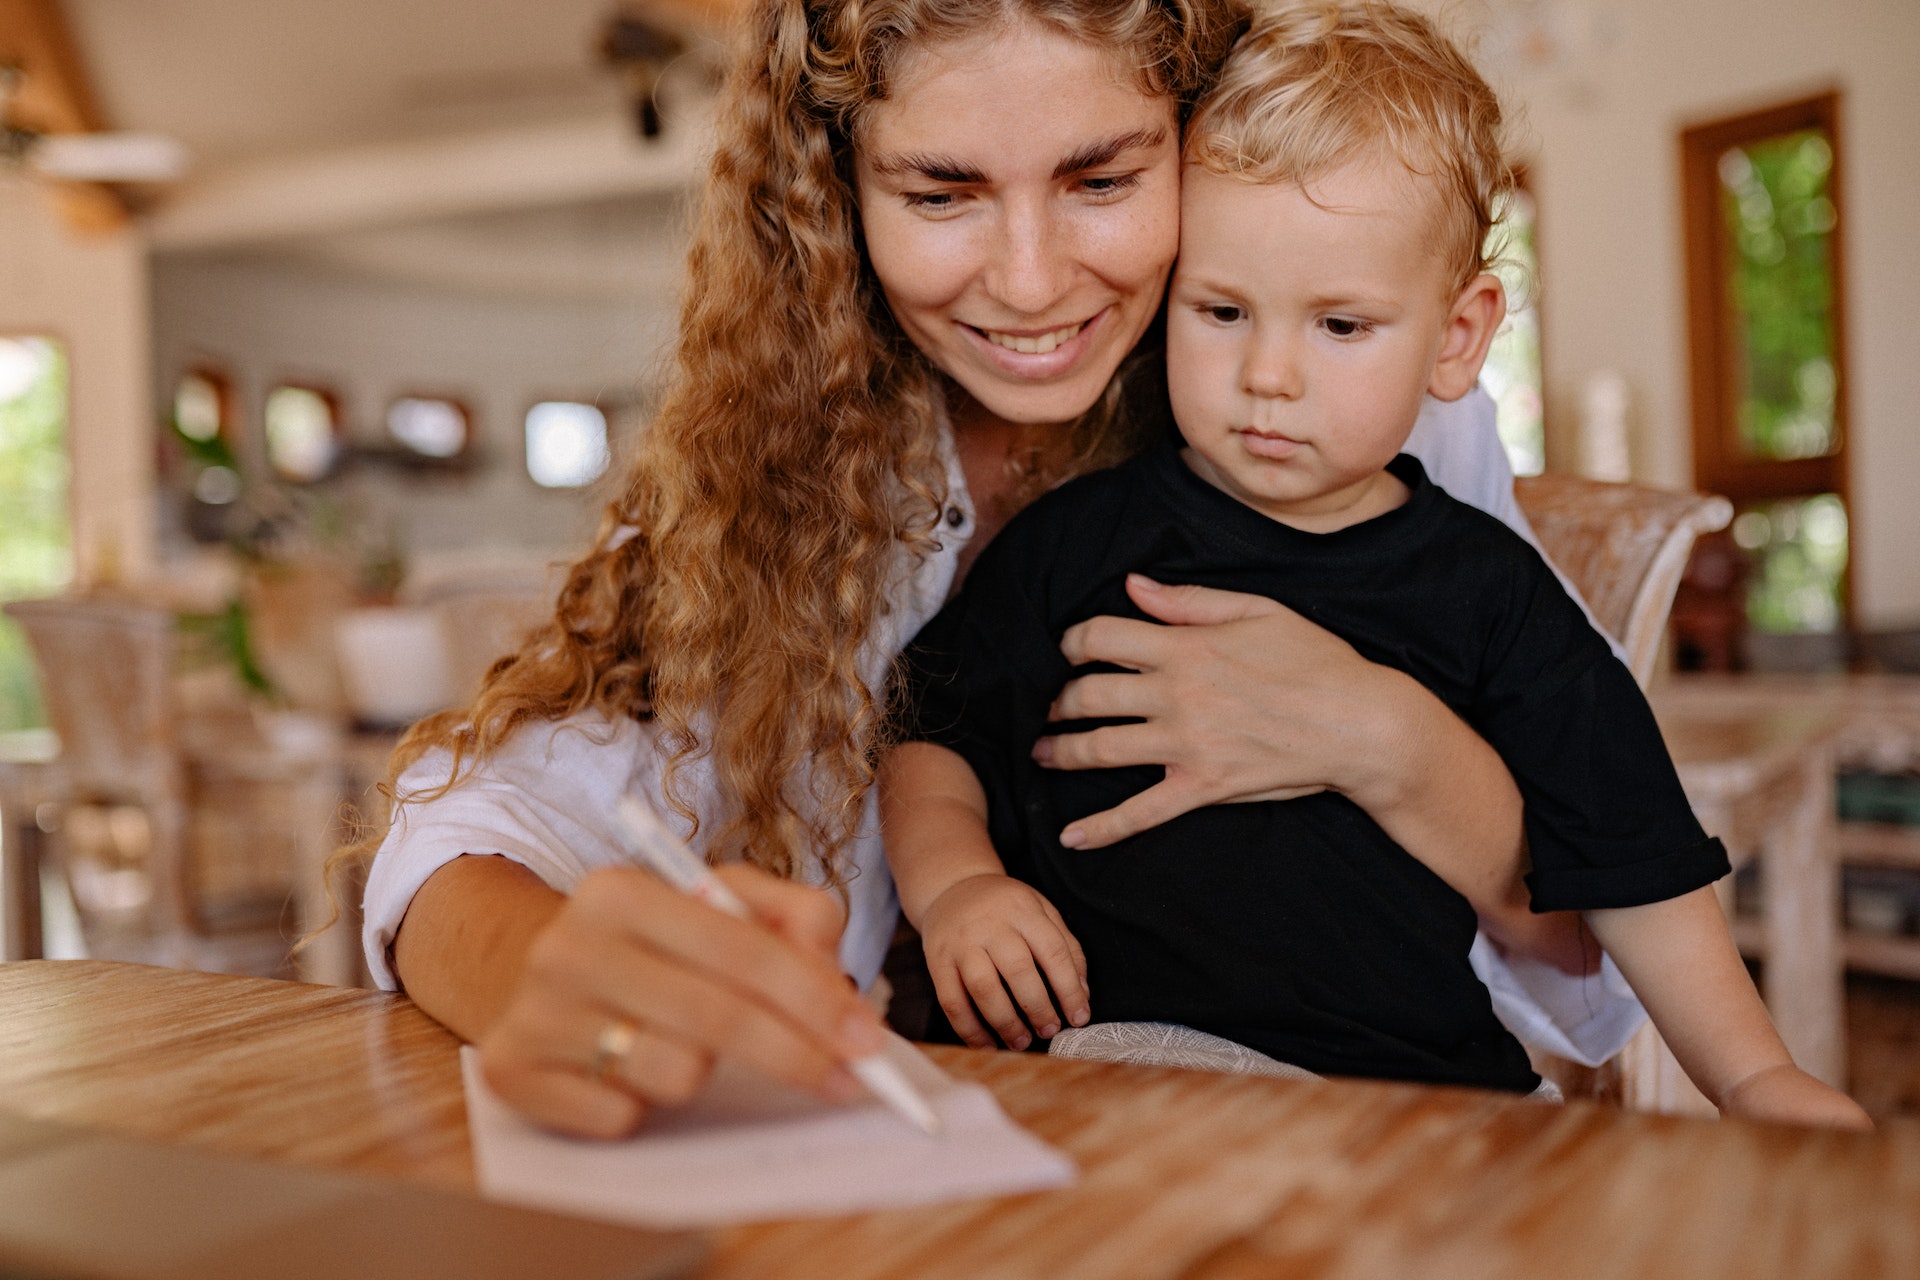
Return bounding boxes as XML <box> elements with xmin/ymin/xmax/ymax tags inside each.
<box><xmin>1242</xmin><ymin>332</ymin><xmax>1303</xmax><ymax>399</ymax></box>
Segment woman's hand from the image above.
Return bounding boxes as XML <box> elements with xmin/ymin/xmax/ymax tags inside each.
<box><xmin>919</xmin><ymin>873</ymin><xmax>1090</xmax><ymax>1051</ymax></box>
<box><xmin>399</xmin><ymin>855</ymin><xmax>888</xmax><ymax>1140</ymax></box>
<box><xmin>1033</xmin><ymin>575</ymin><xmax>1533</xmax><ymax>932</ymax></box>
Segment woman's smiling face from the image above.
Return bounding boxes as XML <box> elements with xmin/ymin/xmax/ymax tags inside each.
<box><xmin>854</xmin><ymin>19</ymin><xmax>1182</xmax><ymax>426</ymax></box>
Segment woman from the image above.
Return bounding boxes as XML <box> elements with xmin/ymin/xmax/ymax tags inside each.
<box><xmin>365</xmin><ymin>0</ymin><xmax>1603</xmax><ymax>1139</ymax></box>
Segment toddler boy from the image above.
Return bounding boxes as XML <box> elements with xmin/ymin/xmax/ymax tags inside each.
<box><xmin>881</xmin><ymin>0</ymin><xmax>1866</xmax><ymax>1124</ymax></box>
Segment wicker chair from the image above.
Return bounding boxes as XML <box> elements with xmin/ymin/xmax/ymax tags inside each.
<box><xmin>3</xmin><ymin>596</ymin><xmax>343</xmax><ymax>976</ymax></box>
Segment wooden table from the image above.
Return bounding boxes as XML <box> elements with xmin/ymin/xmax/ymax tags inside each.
<box><xmin>1</xmin><ymin>961</ymin><xmax>1914</xmax><ymax>1280</ymax></box>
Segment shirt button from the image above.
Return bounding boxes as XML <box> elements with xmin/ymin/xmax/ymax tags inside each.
<box><xmin>946</xmin><ymin>506</ymin><xmax>966</xmax><ymax>529</ymax></box>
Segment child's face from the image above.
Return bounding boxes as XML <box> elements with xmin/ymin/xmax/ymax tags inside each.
<box><xmin>1166</xmin><ymin>155</ymin><xmax>1503</xmax><ymax>527</ymax></box>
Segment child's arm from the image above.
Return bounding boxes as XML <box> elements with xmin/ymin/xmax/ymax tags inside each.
<box><xmin>1586</xmin><ymin>887</ymin><xmax>1870</xmax><ymax>1128</ymax></box>
<box><xmin>879</xmin><ymin>742</ymin><xmax>1091</xmax><ymax>1050</ymax></box>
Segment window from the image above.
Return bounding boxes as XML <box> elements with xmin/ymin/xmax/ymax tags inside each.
<box><xmin>172</xmin><ymin>369</ymin><xmax>230</xmax><ymax>444</ymax></box>
<box><xmin>263</xmin><ymin>384</ymin><xmax>342</xmax><ymax>483</ymax></box>
<box><xmin>0</xmin><ymin>336</ymin><xmax>72</xmax><ymax>730</ymax></box>
<box><xmin>170</xmin><ymin>368</ymin><xmax>242</xmax><ymax>509</ymax></box>
<box><xmin>525</xmin><ymin>401</ymin><xmax>609</xmax><ymax>488</ymax></box>
<box><xmin>1482</xmin><ymin>184</ymin><xmax>1545</xmax><ymax>477</ymax></box>
<box><xmin>1682</xmin><ymin>93</ymin><xmax>1849</xmax><ymax>637</ymax></box>
<box><xmin>386</xmin><ymin>395</ymin><xmax>472</xmax><ymax>461</ymax></box>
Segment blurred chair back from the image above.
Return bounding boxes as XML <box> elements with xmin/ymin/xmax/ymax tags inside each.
<box><xmin>2</xmin><ymin>598</ymin><xmax>183</xmax><ymax>806</ymax></box>
<box><xmin>1515</xmin><ymin>474</ymin><xmax>1734</xmax><ymax>690</ymax></box>
<box><xmin>3</xmin><ymin>596</ymin><xmax>344</xmax><ymax>978</ymax></box>
<box><xmin>433</xmin><ymin>592</ymin><xmax>551</xmax><ymax>706</ymax></box>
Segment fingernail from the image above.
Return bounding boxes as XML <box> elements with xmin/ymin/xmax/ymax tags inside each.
<box><xmin>824</xmin><ymin>1067</ymin><xmax>864</xmax><ymax>1103</ymax></box>
<box><xmin>1031</xmin><ymin>738</ymin><xmax>1054</xmax><ymax>764</ymax></box>
<box><xmin>1129</xmin><ymin>574</ymin><xmax>1160</xmax><ymax>591</ymax></box>
<box><xmin>1039</xmin><ymin>1022</ymin><xmax>1060</xmax><ymax>1038</ymax></box>
<box><xmin>1059</xmin><ymin>826</ymin><xmax>1085</xmax><ymax>849</ymax></box>
<box><xmin>1011</xmin><ymin>1034</ymin><xmax>1031</xmax><ymax>1051</ymax></box>
<box><xmin>840</xmin><ymin>1011</ymin><xmax>885</xmax><ymax>1055</ymax></box>
<box><xmin>1072</xmin><ymin>1008</ymin><xmax>1090</xmax><ymax>1026</ymax></box>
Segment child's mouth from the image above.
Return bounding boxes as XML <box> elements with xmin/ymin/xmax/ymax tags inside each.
<box><xmin>1236</xmin><ymin>428</ymin><xmax>1302</xmax><ymax>460</ymax></box>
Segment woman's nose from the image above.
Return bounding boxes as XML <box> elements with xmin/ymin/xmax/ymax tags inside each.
<box><xmin>985</xmin><ymin>197</ymin><xmax>1074</xmax><ymax>317</ymax></box>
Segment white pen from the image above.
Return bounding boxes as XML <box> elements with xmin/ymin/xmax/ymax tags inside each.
<box><xmin>612</xmin><ymin>795</ymin><xmax>943</xmax><ymax>1136</ymax></box>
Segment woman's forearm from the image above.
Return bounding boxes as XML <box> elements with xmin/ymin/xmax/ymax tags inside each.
<box><xmin>391</xmin><ymin>854</ymin><xmax>568</xmax><ymax>1044</ymax></box>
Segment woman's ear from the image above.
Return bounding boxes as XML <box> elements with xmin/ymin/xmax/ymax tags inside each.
<box><xmin>1427</xmin><ymin>273</ymin><xmax>1507</xmax><ymax>402</ymax></box>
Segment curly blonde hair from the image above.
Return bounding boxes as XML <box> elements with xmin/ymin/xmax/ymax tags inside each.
<box><xmin>336</xmin><ymin>0</ymin><xmax>1246</xmax><ymax>895</ymax></box>
<box><xmin>1187</xmin><ymin>0</ymin><xmax>1512</xmax><ymax>287</ymax></box>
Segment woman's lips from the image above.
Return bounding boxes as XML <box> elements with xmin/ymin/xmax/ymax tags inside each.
<box><xmin>1235</xmin><ymin>428</ymin><xmax>1302</xmax><ymax>460</ymax></box>
<box><xmin>961</xmin><ymin>308</ymin><xmax>1108</xmax><ymax>379</ymax></box>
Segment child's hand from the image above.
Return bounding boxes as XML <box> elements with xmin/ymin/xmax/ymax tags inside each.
<box><xmin>1720</xmin><ymin>1063</ymin><xmax>1874</xmax><ymax>1130</ymax></box>
<box><xmin>919</xmin><ymin>873</ymin><xmax>1091</xmax><ymax>1050</ymax></box>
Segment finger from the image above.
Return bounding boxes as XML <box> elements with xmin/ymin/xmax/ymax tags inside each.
<box><xmin>957</xmin><ymin>952</ymin><xmax>1035</xmax><ymax>1050</ymax></box>
<box><xmin>1058</xmin><ymin>776</ymin><xmax>1207</xmax><ymax>850</ymax></box>
<box><xmin>1124</xmin><ymin>575</ymin><xmax>1286</xmax><ymax>626</ymax></box>
<box><xmin>1033</xmin><ymin>720</ymin><xmax>1164</xmax><ymax>772</ymax></box>
<box><xmin>1027</xmin><ymin>921</ymin><xmax>1091</xmax><ymax>1027</ymax></box>
<box><xmin>929</xmin><ymin>963</ymin><xmax>996</xmax><ymax>1049</ymax></box>
<box><xmin>572</xmin><ymin>869</ymin><xmax>881</xmax><ymax>1060</ymax></box>
<box><xmin>718</xmin><ymin>862</ymin><xmax>846</xmax><ymax>960</ymax></box>
<box><xmin>986</xmin><ymin>940</ymin><xmax>1065</xmax><ymax>1039</ymax></box>
<box><xmin>1057</xmin><ymin>613</ymin><xmax>1173</xmax><ymax>672</ymax></box>
<box><xmin>480</xmin><ymin>1051</ymin><xmax>649</xmax><ymax>1140</ymax></box>
<box><xmin>599</xmin><ymin>1024</ymin><xmax>715</xmax><ymax>1108</ymax></box>
<box><xmin>1048</xmin><ymin>670</ymin><xmax>1167</xmax><ymax>724</ymax></box>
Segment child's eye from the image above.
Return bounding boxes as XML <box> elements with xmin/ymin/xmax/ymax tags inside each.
<box><xmin>1322</xmin><ymin>316</ymin><xmax>1374</xmax><ymax>339</ymax></box>
<box><xmin>1198</xmin><ymin>303</ymin><xmax>1245</xmax><ymax>325</ymax></box>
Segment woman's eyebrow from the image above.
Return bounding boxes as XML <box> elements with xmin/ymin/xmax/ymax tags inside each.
<box><xmin>866</xmin><ymin>126</ymin><xmax>1169</xmax><ymax>185</ymax></box>
<box><xmin>867</xmin><ymin>152</ymin><xmax>987</xmax><ymax>183</ymax></box>
<box><xmin>1052</xmin><ymin>127</ymin><xmax>1169</xmax><ymax>179</ymax></box>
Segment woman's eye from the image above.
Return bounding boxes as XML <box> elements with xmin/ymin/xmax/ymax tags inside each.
<box><xmin>1079</xmin><ymin>172</ymin><xmax>1141</xmax><ymax>199</ymax></box>
<box><xmin>1322</xmin><ymin>316</ymin><xmax>1373</xmax><ymax>339</ymax></box>
<box><xmin>902</xmin><ymin>191</ymin><xmax>961</xmax><ymax>212</ymax></box>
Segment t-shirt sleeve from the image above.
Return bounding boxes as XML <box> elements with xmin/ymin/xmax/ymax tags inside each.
<box><xmin>1470</xmin><ymin>543</ymin><xmax>1731</xmax><ymax>913</ymax></box>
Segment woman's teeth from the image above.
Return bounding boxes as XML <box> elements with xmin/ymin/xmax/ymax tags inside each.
<box><xmin>983</xmin><ymin>321</ymin><xmax>1085</xmax><ymax>355</ymax></box>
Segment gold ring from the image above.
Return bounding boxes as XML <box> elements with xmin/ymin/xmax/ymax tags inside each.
<box><xmin>591</xmin><ymin>1018</ymin><xmax>641</xmax><ymax>1082</ymax></box>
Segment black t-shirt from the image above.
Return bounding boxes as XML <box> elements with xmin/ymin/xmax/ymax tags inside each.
<box><xmin>900</xmin><ymin>443</ymin><xmax>1729</xmax><ymax>1093</ymax></box>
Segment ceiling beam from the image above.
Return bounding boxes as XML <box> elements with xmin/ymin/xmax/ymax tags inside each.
<box><xmin>144</xmin><ymin>108</ymin><xmax>709</xmax><ymax>251</ymax></box>
<box><xmin>0</xmin><ymin>0</ymin><xmax>127</xmax><ymax>231</ymax></box>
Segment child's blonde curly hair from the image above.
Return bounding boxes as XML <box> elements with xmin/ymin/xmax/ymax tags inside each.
<box><xmin>1187</xmin><ymin>0</ymin><xmax>1513</xmax><ymax>288</ymax></box>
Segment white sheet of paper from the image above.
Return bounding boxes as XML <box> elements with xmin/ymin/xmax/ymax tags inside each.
<box><xmin>462</xmin><ymin>1035</ymin><xmax>1076</xmax><ymax>1229</ymax></box>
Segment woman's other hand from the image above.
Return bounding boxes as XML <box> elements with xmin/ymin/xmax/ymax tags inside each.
<box><xmin>1036</xmin><ymin>574</ymin><xmax>1423</xmax><ymax>850</ymax></box>
<box><xmin>918</xmin><ymin>873</ymin><xmax>1090</xmax><ymax>1050</ymax></box>
<box><xmin>1034</xmin><ymin>574</ymin><xmax>1534</xmax><ymax>933</ymax></box>
<box><xmin>400</xmin><ymin>855</ymin><xmax>887</xmax><ymax>1140</ymax></box>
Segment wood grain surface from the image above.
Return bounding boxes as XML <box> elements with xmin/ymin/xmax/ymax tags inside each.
<box><xmin>1</xmin><ymin>961</ymin><xmax>1915</xmax><ymax>1280</ymax></box>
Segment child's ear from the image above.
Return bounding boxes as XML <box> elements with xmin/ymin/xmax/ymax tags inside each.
<box><xmin>1428</xmin><ymin>273</ymin><xmax>1507</xmax><ymax>402</ymax></box>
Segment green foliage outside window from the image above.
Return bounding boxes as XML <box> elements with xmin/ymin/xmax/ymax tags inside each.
<box><xmin>1719</xmin><ymin>130</ymin><xmax>1847</xmax><ymax>633</ymax></box>
<box><xmin>1720</xmin><ymin>130</ymin><xmax>1838</xmax><ymax>462</ymax></box>
<box><xmin>0</xmin><ymin>338</ymin><xmax>74</xmax><ymax>730</ymax></box>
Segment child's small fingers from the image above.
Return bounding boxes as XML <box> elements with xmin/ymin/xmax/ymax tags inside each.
<box><xmin>1039</xmin><ymin>900</ymin><xmax>1092</xmax><ymax>989</ymax></box>
<box><xmin>957</xmin><ymin>954</ymin><xmax>1034</xmax><ymax>1051</ymax></box>
<box><xmin>987</xmin><ymin>945</ymin><xmax>1063</xmax><ymax>1040</ymax></box>
<box><xmin>929</xmin><ymin>965</ymin><xmax>996</xmax><ymax>1049</ymax></box>
<box><xmin>1030</xmin><ymin>932</ymin><xmax>1090</xmax><ymax>1028</ymax></box>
